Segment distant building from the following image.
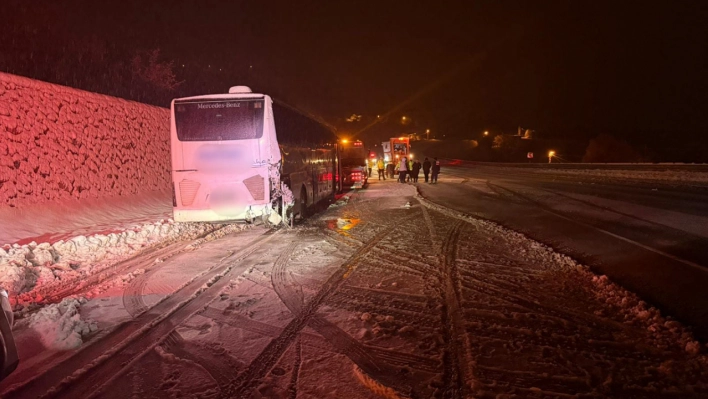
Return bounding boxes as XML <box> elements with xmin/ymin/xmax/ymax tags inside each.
<box><xmin>518</xmin><ymin>126</ymin><xmax>534</xmax><ymax>139</ymax></box>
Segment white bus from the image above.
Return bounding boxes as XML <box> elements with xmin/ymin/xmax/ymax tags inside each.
<box><xmin>170</xmin><ymin>86</ymin><xmax>338</xmax><ymax>225</ymax></box>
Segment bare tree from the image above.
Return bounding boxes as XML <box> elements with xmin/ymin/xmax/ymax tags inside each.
<box><xmin>131</xmin><ymin>49</ymin><xmax>183</xmax><ymax>92</ymax></box>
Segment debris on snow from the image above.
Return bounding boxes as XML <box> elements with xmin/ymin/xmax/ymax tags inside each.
<box><xmin>328</xmin><ymin>195</ymin><xmax>350</xmax><ymax>208</ymax></box>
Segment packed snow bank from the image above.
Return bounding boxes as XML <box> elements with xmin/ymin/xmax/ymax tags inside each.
<box><xmin>24</xmin><ymin>297</ymin><xmax>96</xmax><ymax>350</ymax></box>
<box><xmin>590</xmin><ymin>274</ymin><xmax>704</xmax><ymax>355</ymax></box>
<box><xmin>474</xmin><ymin>164</ymin><xmax>708</xmax><ymax>185</ymax></box>
<box><xmin>0</xmin><ymin>72</ymin><xmax>170</xmax><ymax>209</ymax></box>
<box><xmin>0</xmin><ymin>219</ymin><xmax>248</xmax><ymax>311</ymax></box>
<box><xmin>535</xmin><ymin>167</ymin><xmax>708</xmax><ymax>184</ymax></box>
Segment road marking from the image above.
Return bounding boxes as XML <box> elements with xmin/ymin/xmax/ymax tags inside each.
<box><xmin>489</xmin><ymin>182</ymin><xmax>708</xmax><ymax>274</ymax></box>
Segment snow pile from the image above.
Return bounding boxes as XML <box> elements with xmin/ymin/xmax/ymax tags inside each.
<box><xmin>25</xmin><ymin>297</ymin><xmax>97</xmax><ymax>350</ymax></box>
<box><xmin>0</xmin><ymin>72</ymin><xmax>170</xmax><ymax>209</ymax></box>
<box><xmin>590</xmin><ymin>273</ymin><xmax>704</xmax><ymax>354</ymax></box>
<box><xmin>0</xmin><ymin>219</ymin><xmax>247</xmax><ymax>310</ymax></box>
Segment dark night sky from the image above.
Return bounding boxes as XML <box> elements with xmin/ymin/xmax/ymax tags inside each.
<box><xmin>5</xmin><ymin>0</ymin><xmax>708</xmax><ymax>148</ymax></box>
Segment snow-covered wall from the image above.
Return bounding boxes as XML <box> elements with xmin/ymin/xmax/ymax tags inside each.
<box><xmin>0</xmin><ymin>72</ymin><xmax>170</xmax><ymax>208</ymax></box>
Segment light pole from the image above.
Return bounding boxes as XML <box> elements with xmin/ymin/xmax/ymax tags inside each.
<box><xmin>548</xmin><ymin>150</ymin><xmax>555</xmax><ymax>163</ymax></box>
<box><xmin>426</xmin><ymin>129</ymin><xmax>430</xmax><ymax>140</ymax></box>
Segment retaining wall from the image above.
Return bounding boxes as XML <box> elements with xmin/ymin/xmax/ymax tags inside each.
<box><xmin>0</xmin><ymin>72</ymin><xmax>170</xmax><ymax>208</ymax></box>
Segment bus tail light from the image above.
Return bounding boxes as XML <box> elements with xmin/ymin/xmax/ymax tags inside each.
<box><xmin>179</xmin><ymin>179</ymin><xmax>201</xmax><ymax>206</ymax></box>
<box><xmin>243</xmin><ymin>175</ymin><xmax>265</xmax><ymax>201</ymax></box>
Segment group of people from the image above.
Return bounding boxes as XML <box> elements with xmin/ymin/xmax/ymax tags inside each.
<box><xmin>396</xmin><ymin>157</ymin><xmax>440</xmax><ymax>184</ymax></box>
<box><xmin>368</xmin><ymin>156</ymin><xmax>442</xmax><ymax>184</ymax></box>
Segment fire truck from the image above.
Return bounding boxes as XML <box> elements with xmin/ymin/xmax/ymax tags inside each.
<box><xmin>338</xmin><ymin>139</ymin><xmax>368</xmax><ymax>188</ymax></box>
<box><xmin>382</xmin><ymin>137</ymin><xmax>411</xmax><ymax>164</ymax></box>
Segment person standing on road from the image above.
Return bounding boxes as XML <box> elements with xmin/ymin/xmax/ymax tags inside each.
<box><xmin>377</xmin><ymin>158</ymin><xmax>386</xmax><ymax>180</ymax></box>
<box><xmin>406</xmin><ymin>158</ymin><xmax>413</xmax><ymax>182</ymax></box>
<box><xmin>411</xmin><ymin>159</ymin><xmax>421</xmax><ymax>183</ymax></box>
<box><xmin>431</xmin><ymin>157</ymin><xmax>441</xmax><ymax>183</ymax></box>
<box><xmin>397</xmin><ymin>157</ymin><xmax>408</xmax><ymax>183</ymax></box>
<box><xmin>386</xmin><ymin>160</ymin><xmax>395</xmax><ymax>179</ymax></box>
<box><xmin>423</xmin><ymin>158</ymin><xmax>431</xmax><ymax>183</ymax></box>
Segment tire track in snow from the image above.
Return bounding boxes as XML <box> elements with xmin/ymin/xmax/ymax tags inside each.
<box><xmin>47</xmin><ymin>239</ymin><xmax>184</xmax><ymax>303</ymax></box>
<box><xmin>439</xmin><ymin>220</ymin><xmax>475</xmax><ymax>399</ymax></box>
<box><xmin>43</xmin><ymin>225</ymin><xmax>236</xmax><ymax>305</ymax></box>
<box><xmin>369</xmin><ymin>247</ymin><xmax>440</xmax><ymax>276</ymax></box>
<box><xmin>4</xmin><ymin>229</ymin><xmax>279</xmax><ymax>399</ymax></box>
<box><xmin>419</xmin><ymin>186</ymin><xmax>708</xmax><ymax>397</ymax></box>
<box><xmin>360</xmin><ymin>258</ymin><xmax>427</xmax><ymax>277</ymax></box>
<box><xmin>160</xmin><ymin>330</ymin><xmax>241</xmax><ymax>393</ymax></box>
<box><xmin>328</xmin><ymin>292</ymin><xmax>437</xmax><ymax>325</ymax></box>
<box><xmin>419</xmin><ymin>192</ymin><xmax>705</xmax><ymax>397</ymax></box>
<box><xmin>122</xmin><ymin>235</ymin><xmax>249</xmax><ymax>318</ymax></box>
<box><xmin>201</xmin><ymin>305</ymin><xmax>439</xmax><ymax>373</ymax></box>
<box><xmin>122</xmin><ymin>268</ymin><xmax>154</xmax><ymax>317</ymax></box>
<box><xmin>287</xmin><ymin>338</ymin><xmax>302</xmax><ymax>399</ymax></box>
<box><xmin>223</xmin><ymin>214</ymin><xmax>418</xmax><ymax>398</ymax></box>
<box><xmin>419</xmin><ymin>201</ymin><xmax>475</xmax><ymax>399</ymax></box>
<box><xmin>270</xmin><ymin>231</ymin><xmax>418</xmax><ymax>394</ymax></box>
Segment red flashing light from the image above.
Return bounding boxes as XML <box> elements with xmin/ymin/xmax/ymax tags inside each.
<box><xmin>353</xmin><ymin>141</ymin><xmax>363</xmax><ymax>147</ymax></box>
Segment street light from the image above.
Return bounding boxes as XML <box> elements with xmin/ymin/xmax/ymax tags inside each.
<box><xmin>548</xmin><ymin>150</ymin><xmax>556</xmax><ymax>163</ymax></box>
<box><xmin>484</xmin><ymin>131</ymin><xmax>489</xmax><ymax>136</ymax></box>
<box><xmin>426</xmin><ymin>129</ymin><xmax>430</xmax><ymax>140</ymax></box>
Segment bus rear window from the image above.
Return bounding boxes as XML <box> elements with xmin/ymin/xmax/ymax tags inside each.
<box><xmin>174</xmin><ymin>99</ymin><xmax>264</xmax><ymax>141</ymax></box>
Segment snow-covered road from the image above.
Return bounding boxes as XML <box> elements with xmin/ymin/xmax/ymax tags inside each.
<box><xmin>2</xmin><ymin>180</ymin><xmax>707</xmax><ymax>398</ymax></box>
<box><xmin>420</xmin><ymin>164</ymin><xmax>708</xmax><ymax>343</ymax></box>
